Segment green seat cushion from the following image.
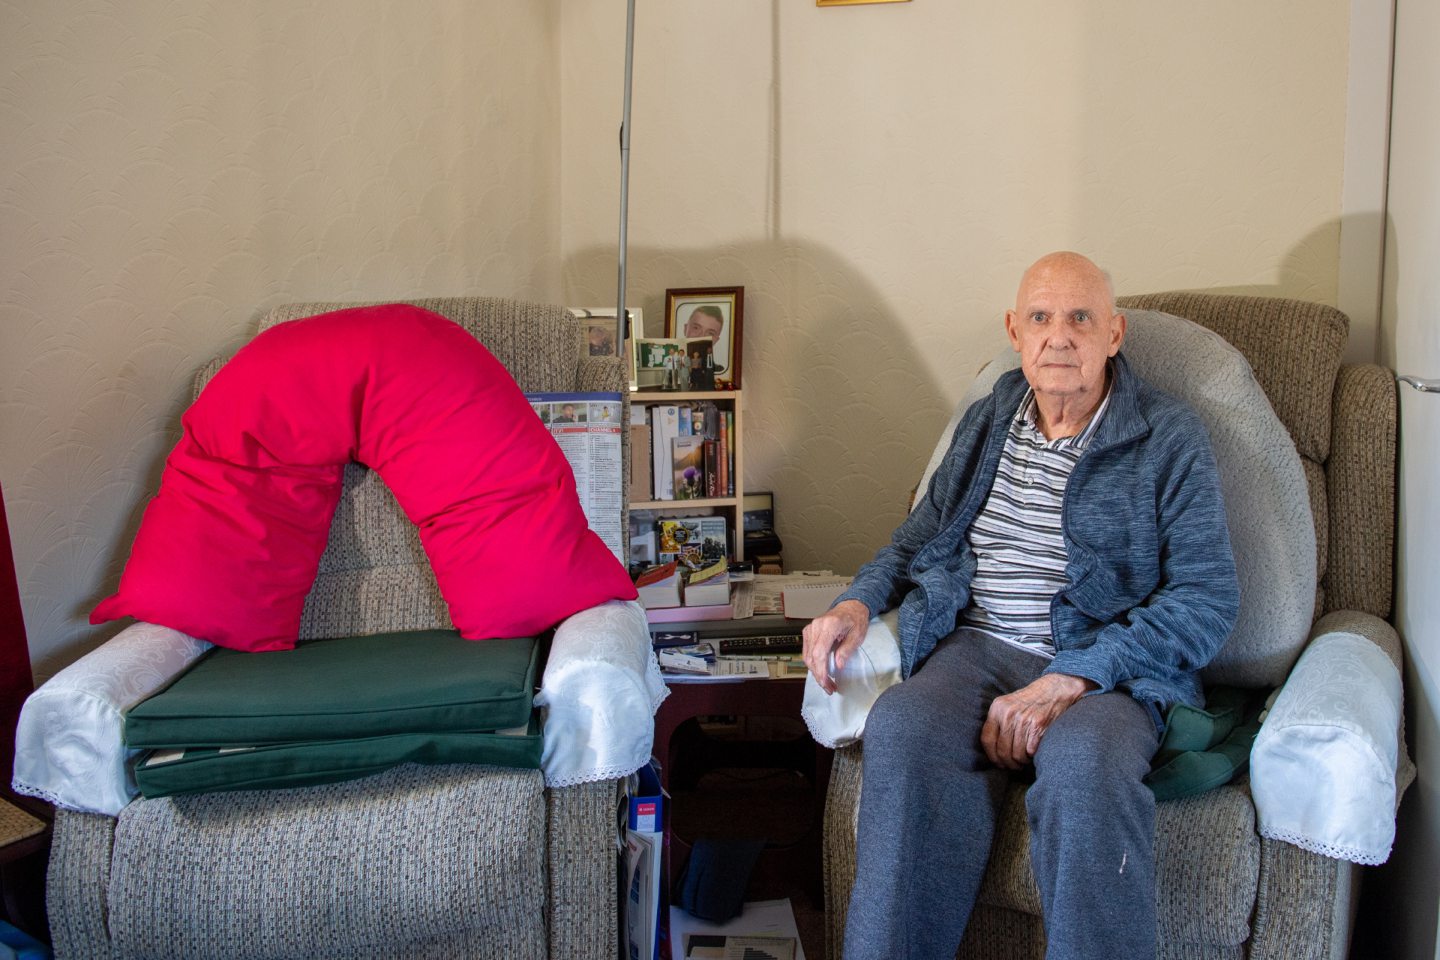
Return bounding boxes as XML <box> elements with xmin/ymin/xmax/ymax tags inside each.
<box><xmin>135</xmin><ymin>713</ymin><xmax>542</xmax><ymax>798</ymax></box>
<box><xmin>1145</xmin><ymin>686</ymin><xmax>1268</xmax><ymax>802</ymax></box>
<box><xmin>125</xmin><ymin>630</ymin><xmax>541</xmax><ymax>748</ymax></box>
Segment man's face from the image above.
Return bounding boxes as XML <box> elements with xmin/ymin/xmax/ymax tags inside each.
<box><xmin>1004</xmin><ymin>256</ymin><xmax>1125</xmax><ymax>404</ymax></box>
<box><xmin>683</xmin><ymin>309</ymin><xmax>723</xmax><ymax>343</ymax></box>
<box><xmin>562</xmin><ymin>404</ymin><xmax>574</xmax><ymax>417</ymax></box>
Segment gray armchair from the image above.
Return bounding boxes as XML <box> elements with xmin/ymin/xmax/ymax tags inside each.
<box><xmin>44</xmin><ymin>298</ymin><xmax>631</xmax><ymax>960</ymax></box>
<box><xmin>822</xmin><ymin>293</ymin><xmax>1411</xmax><ymax>960</ymax></box>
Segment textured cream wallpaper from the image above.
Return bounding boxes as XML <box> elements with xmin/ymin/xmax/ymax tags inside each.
<box><xmin>4</xmin><ymin>2</ymin><xmax>1354</xmax><ymax>678</ymax></box>
<box><xmin>2</xmin><ymin>1</ymin><xmax>562</xmax><ymax>677</ymax></box>
<box><xmin>561</xmin><ymin>0</ymin><xmax>1350</xmax><ymax>578</ymax></box>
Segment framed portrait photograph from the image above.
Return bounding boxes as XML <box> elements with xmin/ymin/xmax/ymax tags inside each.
<box><xmin>568</xmin><ymin>306</ymin><xmax>643</xmax><ymax>391</ymax></box>
<box><xmin>664</xmin><ymin>286</ymin><xmax>744</xmax><ymax>390</ymax></box>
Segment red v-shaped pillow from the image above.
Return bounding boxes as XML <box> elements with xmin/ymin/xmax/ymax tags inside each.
<box><xmin>92</xmin><ymin>304</ymin><xmax>635</xmax><ymax>652</ymax></box>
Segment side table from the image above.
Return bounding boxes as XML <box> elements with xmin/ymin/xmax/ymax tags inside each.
<box><xmin>653</xmin><ymin>675</ymin><xmax>832</xmax><ymax>902</ymax></box>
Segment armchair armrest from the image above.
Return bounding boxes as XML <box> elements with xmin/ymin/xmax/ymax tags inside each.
<box><xmin>19</xmin><ymin>601</ymin><xmax>665</xmax><ymax>810</ymax></box>
<box><xmin>13</xmin><ymin>622</ymin><xmax>210</xmax><ymax>815</ymax></box>
<box><xmin>1251</xmin><ymin>610</ymin><xmax>1415</xmax><ymax>865</ymax></box>
<box><xmin>801</xmin><ymin>610</ymin><xmax>904</xmax><ymax>749</ymax></box>
<box><xmin>535</xmin><ymin>599</ymin><xmax>668</xmax><ymax>787</ymax></box>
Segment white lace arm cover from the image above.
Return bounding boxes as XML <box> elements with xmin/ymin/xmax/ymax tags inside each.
<box><xmin>801</xmin><ymin>610</ymin><xmax>904</xmax><ymax>749</ymax></box>
<box><xmin>12</xmin><ymin>622</ymin><xmax>212</xmax><ymax>815</ymax></box>
<box><xmin>1251</xmin><ymin>611</ymin><xmax>1415</xmax><ymax>865</ymax></box>
<box><xmin>17</xmin><ymin>602</ymin><xmax>668</xmax><ymax>808</ymax></box>
<box><xmin>536</xmin><ymin>599</ymin><xmax>669</xmax><ymax>787</ymax></box>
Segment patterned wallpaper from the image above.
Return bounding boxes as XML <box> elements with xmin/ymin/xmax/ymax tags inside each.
<box><xmin>561</xmin><ymin>0</ymin><xmax>1349</xmax><ymax>579</ymax></box>
<box><xmin>2</xmin><ymin>1</ymin><xmax>563</xmax><ymax>678</ymax></box>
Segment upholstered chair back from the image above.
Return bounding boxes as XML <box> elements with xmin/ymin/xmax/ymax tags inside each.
<box><xmin>1118</xmin><ymin>293</ymin><xmax>1395</xmax><ymax>624</ymax></box>
<box><xmin>193</xmin><ymin>298</ymin><xmax>626</xmax><ymax>642</ymax></box>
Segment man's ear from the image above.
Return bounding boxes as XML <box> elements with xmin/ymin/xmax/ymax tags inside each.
<box><xmin>1108</xmin><ymin>310</ymin><xmax>1127</xmax><ymax>356</ymax></box>
<box><xmin>1004</xmin><ymin>310</ymin><xmax>1021</xmax><ymax>351</ymax></box>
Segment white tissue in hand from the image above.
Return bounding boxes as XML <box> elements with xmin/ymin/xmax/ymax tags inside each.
<box><xmin>801</xmin><ymin>611</ymin><xmax>904</xmax><ymax>748</ymax></box>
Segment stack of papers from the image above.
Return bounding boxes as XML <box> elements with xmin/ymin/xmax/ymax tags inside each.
<box><xmin>655</xmin><ymin>643</ymin><xmax>802</xmax><ymax>683</ymax></box>
<box><xmin>670</xmin><ymin>899</ymin><xmax>805</xmax><ymax>960</ymax></box>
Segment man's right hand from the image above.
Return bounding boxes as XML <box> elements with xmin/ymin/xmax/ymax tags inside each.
<box><xmin>802</xmin><ymin>599</ymin><xmax>871</xmax><ymax>695</ymax></box>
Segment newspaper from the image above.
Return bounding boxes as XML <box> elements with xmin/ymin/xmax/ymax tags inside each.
<box><xmin>526</xmin><ymin>392</ymin><xmax>625</xmax><ymax>564</ymax></box>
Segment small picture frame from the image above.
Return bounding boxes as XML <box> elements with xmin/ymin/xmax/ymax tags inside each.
<box><xmin>665</xmin><ymin>286</ymin><xmax>744</xmax><ymax>390</ymax></box>
<box><xmin>636</xmin><ymin>337</ymin><xmax>710</xmax><ymax>391</ymax></box>
<box><xmin>568</xmin><ymin>307</ymin><xmax>643</xmax><ymax>391</ymax></box>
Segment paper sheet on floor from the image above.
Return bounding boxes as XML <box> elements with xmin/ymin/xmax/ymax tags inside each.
<box><xmin>668</xmin><ymin>898</ymin><xmax>805</xmax><ymax>960</ymax></box>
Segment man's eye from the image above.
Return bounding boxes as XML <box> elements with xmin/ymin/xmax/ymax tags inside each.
<box><xmin>1030</xmin><ymin>312</ymin><xmax>1047</xmax><ymax>323</ymax></box>
<box><xmin>1073</xmin><ymin>312</ymin><xmax>1090</xmax><ymax>323</ymax></box>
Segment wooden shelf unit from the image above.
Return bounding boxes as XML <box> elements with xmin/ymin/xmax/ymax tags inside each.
<box><xmin>629</xmin><ymin>389</ymin><xmax>745</xmax><ymax>561</ymax></box>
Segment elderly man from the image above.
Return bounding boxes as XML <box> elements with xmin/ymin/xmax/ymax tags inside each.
<box><xmin>804</xmin><ymin>252</ymin><xmax>1239</xmax><ymax>960</ymax></box>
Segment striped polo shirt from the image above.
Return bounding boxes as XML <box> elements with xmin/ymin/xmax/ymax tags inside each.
<box><xmin>959</xmin><ymin>383</ymin><xmax>1112</xmax><ymax>657</ymax></box>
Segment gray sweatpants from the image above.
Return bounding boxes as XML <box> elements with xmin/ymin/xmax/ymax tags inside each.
<box><xmin>843</xmin><ymin>628</ymin><xmax>1160</xmax><ymax>960</ymax></box>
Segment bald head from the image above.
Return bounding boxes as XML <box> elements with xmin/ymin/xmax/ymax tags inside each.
<box><xmin>1004</xmin><ymin>252</ymin><xmax>1126</xmax><ymax>431</ymax></box>
<box><xmin>1015</xmin><ymin>252</ymin><xmax>1116</xmax><ymax>318</ymax></box>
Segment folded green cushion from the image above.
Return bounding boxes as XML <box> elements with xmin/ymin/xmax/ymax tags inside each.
<box><xmin>135</xmin><ymin>713</ymin><xmax>542</xmax><ymax>798</ymax></box>
<box><xmin>125</xmin><ymin>630</ymin><xmax>541</xmax><ymax>749</ymax></box>
<box><xmin>1145</xmin><ymin>686</ymin><xmax>1268</xmax><ymax>802</ymax></box>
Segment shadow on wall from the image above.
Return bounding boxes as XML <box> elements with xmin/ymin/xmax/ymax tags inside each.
<box><xmin>58</xmin><ymin>305</ymin><xmax>286</xmax><ymax>674</ymax></box>
<box><xmin>567</xmin><ymin>239</ymin><xmax>959</xmax><ymax>577</ymax></box>
<box><xmin>565</xmin><ymin>222</ymin><xmax>1368</xmax><ymax>578</ymax></box>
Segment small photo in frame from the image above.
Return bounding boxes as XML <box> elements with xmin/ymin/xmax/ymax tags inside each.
<box><xmin>637</xmin><ymin>337</ymin><xmax>709</xmax><ymax>391</ymax></box>
<box><xmin>568</xmin><ymin>307</ymin><xmax>643</xmax><ymax>391</ymax></box>
<box><xmin>665</xmin><ymin>286</ymin><xmax>744</xmax><ymax>390</ymax></box>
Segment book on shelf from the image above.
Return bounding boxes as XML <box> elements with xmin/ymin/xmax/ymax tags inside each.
<box><xmin>672</xmin><ymin>436</ymin><xmax>706</xmax><ymax>500</ymax></box>
<box><xmin>703</xmin><ymin>440</ymin><xmax>719</xmax><ymax>498</ymax></box>
<box><xmin>638</xmin><ymin>399</ymin><xmax>733</xmax><ymax>503</ymax></box>
<box><xmin>725</xmin><ymin>411</ymin><xmax>735</xmax><ymax>496</ymax></box>
<box><xmin>717</xmin><ymin>414</ymin><xmax>730</xmax><ymax>498</ymax></box>
<box><xmin>650</xmin><ymin>405</ymin><xmax>681</xmax><ymax>501</ymax></box>
<box><xmin>692</xmin><ymin>401</ymin><xmax>719</xmax><ymax>439</ymax></box>
<box><xmin>629</xmin><ymin>405</ymin><xmax>652</xmax><ymax>502</ymax></box>
<box><xmin>635</xmin><ymin>561</ymin><xmax>681</xmax><ymax>609</ymax></box>
<box><xmin>684</xmin><ymin>559</ymin><xmax>731</xmax><ymax>607</ymax></box>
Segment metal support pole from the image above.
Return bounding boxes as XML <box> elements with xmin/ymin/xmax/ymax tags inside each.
<box><xmin>617</xmin><ymin>0</ymin><xmax>637</xmax><ymax>343</ymax></box>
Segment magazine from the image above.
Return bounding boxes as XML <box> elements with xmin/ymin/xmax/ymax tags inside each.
<box><xmin>526</xmin><ymin>392</ymin><xmax>625</xmax><ymax>564</ymax></box>
<box><xmin>658</xmin><ymin>516</ymin><xmax>728</xmax><ymax>570</ymax></box>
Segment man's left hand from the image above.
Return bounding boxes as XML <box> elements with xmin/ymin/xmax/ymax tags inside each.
<box><xmin>980</xmin><ymin>673</ymin><xmax>1099</xmax><ymax>769</ymax></box>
